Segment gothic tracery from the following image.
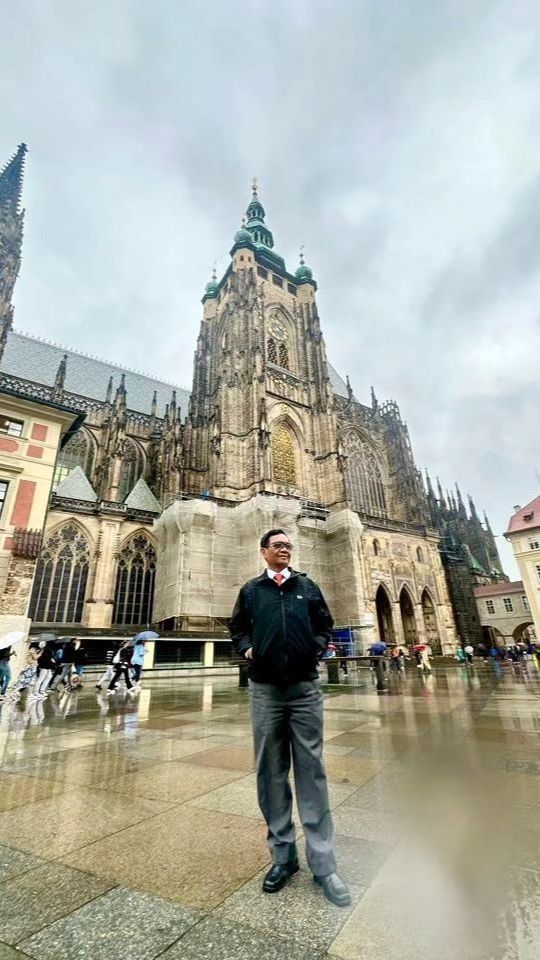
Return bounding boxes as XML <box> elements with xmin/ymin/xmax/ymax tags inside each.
<box><xmin>272</xmin><ymin>423</ymin><xmax>297</xmax><ymax>485</ymax></box>
<box><xmin>342</xmin><ymin>431</ymin><xmax>387</xmax><ymax>517</ymax></box>
<box><xmin>29</xmin><ymin>523</ymin><xmax>91</xmax><ymax>624</ymax></box>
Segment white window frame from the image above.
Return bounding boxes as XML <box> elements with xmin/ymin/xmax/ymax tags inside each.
<box><xmin>485</xmin><ymin>599</ymin><xmax>495</xmax><ymax>615</ymax></box>
<box><xmin>522</xmin><ymin>595</ymin><xmax>530</xmax><ymax>611</ymax></box>
<box><xmin>503</xmin><ymin>597</ymin><xmax>514</xmax><ymax>613</ymax></box>
<box><xmin>0</xmin><ymin>479</ymin><xmax>9</xmax><ymax>520</ymax></box>
<box><xmin>528</xmin><ymin>538</ymin><xmax>540</xmax><ymax>550</ymax></box>
<box><xmin>0</xmin><ymin>415</ymin><xmax>24</xmax><ymax>438</ymax></box>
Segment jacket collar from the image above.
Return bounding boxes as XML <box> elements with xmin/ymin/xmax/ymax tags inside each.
<box><xmin>256</xmin><ymin>567</ymin><xmax>303</xmax><ymax>583</ymax></box>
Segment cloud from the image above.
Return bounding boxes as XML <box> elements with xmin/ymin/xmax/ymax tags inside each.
<box><xmin>1</xmin><ymin>0</ymin><xmax>540</xmax><ymax>577</ymax></box>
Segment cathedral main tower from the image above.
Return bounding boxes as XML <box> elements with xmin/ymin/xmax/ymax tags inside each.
<box><xmin>182</xmin><ymin>183</ymin><xmax>344</xmax><ymax>507</ymax></box>
<box><xmin>155</xmin><ymin>182</ymin><xmax>457</xmax><ymax>653</ymax></box>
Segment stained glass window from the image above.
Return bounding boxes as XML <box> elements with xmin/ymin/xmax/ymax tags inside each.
<box><xmin>272</xmin><ymin>424</ymin><xmax>296</xmax><ymax>485</ymax></box>
<box><xmin>343</xmin><ymin>432</ymin><xmax>387</xmax><ymax>517</ymax></box>
<box><xmin>53</xmin><ymin>429</ymin><xmax>96</xmax><ymax>488</ymax></box>
<box><xmin>113</xmin><ymin>534</ymin><xmax>156</xmax><ymax>626</ymax></box>
<box><xmin>29</xmin><ymin>523</ymin><xmax>91</xmax><ymax>624</ymax></box>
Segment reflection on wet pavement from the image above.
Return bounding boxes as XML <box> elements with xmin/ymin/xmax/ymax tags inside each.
<box><xmin>0</xmin><ymin>664</ymin><xmax>539</xmax><ymax>958</ymax></box>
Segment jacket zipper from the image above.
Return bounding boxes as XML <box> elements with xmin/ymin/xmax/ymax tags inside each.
<box><xmin>280</xmin><ymin>589</ymin><xmax>288</xmax><ymax>676</ymax></box>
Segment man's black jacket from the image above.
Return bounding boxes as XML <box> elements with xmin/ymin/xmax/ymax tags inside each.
<box><xmin>229</xmin><ymin>569</ymin><xmax>334</xmax><ymax>685</ymax></box>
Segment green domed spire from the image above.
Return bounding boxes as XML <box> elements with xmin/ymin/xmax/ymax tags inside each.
<box><xmin>295</xmin><ymin>246</ymin><xmax>314</xmax><ymax>283</ymax></box>
<box><xmin>233</xmin><ymin>216</ymin><xmax>254</xmax><ymax>248</ymax></box>
<box><xmin>202</xmin><ymin>264</ymin><xmax>219</xmax><ymax>302</ymax></box>
<box><xmin>245</xmin><ymin>177</ymin><xmax>274</xmax><ymax>249</ymax></box>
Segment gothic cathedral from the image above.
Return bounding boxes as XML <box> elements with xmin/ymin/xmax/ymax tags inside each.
<box><xmin>1</xmin><ymin>146</ymin><xmax>504</xmax><ymax>652</ymax></box>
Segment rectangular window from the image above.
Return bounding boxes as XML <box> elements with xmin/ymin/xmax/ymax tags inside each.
<box><xmin>529</xmin><ymin>538</ymin><xmax>540</xmax><ymax>550</ymax></box>
<box><xmin>287</xmin><ymin>283</ymin><xmax>297</xmax><ymax>295</ymax></box>
<box><xmin>503</xmin><ymin>597</ymin><xmax>514</xmax><ymax>612</ymax></box>
<box><xmin>0</xmin><ymin>416</ymin><xmax>24</xmax><ymax>437</ymax></box>
<box><xmin>0</xmin><ymin>480</ymin><xmax>9</xmax><ymax>519</ymax></box>
<box><xmin>486</xmin><ymin>600</ymin><xmax>495</xmax><ymax>615</ymax></box>
<box><xmin>522</xmin><ymin>595</ymin><xmax>530</xmax><ymax>611</ymax></box>
<box><xmin>257</xmin><ymin>266</ymin><xmax>268</xmax><ymax>279</ymax></box>
<box><xmin>272</xmin><ymin>274</ymin><xmax>283</xmax><ymax>287</ymax></box>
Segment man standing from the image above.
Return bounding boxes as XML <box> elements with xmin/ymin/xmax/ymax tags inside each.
<box><xmin>230</xmin><ymin>528</ymin><xmax>351</xmax><ymax>908</ymax></box>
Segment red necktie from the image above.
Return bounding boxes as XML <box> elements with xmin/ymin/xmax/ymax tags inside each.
<box><xmin>274</xmin><ymin>573</ymin><xmax>285</xmax><ymax>587</ymax></box>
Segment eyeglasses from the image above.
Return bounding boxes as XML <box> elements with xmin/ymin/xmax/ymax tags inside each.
<box><xmin>267</xmin><ymin>541</ymin><xmax>294</xmax><ymax>551</ymax></box>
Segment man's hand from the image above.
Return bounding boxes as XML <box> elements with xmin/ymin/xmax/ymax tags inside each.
<box><xmin>245</xmin><ymin>648</ymin><xmax>253</xmax><ymax>660</ymax></box>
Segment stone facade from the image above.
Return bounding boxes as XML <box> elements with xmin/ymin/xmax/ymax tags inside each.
<box><xmin>0</xmin><ymin>385</ymin><xmax>81</xmax><ymax>666</ymax></box>
<box><xmin>505</xmin><ymin>498</ymin><xmax>540</xmax><ymax>642</ymax></box>
<box><xmin>474</xmin><ymin>580</ymin><xmax>535</xmax><ymax>647</ymax></box>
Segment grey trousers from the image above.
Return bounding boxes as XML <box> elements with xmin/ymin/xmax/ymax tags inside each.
<box><xmin>250</xmin><ymin>679</ymin><xmax>337</xmax><ymax>877</ymax></box>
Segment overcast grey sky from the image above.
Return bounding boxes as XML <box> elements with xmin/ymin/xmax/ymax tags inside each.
<box><xmin>2</xmin><ymin>0</ymin><xmax>539</xmax><ymax>576</ymax></box>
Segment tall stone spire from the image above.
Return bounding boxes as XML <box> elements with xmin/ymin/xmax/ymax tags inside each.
<box><xmin>0</xmin><ymin>143</ymin><xmax>27</xmax><ymax>364</ymax></box>
<box><xmin>437</xmin><ymin>477</ymin><xmax>447</xmax><ymax>510</ymax></box>
<box><xmin>468</xmin><ymin>494</ymin><xmax>479</xmax><ymax>521</ymax></box>
<box><xmin>456</xmin><ymin>483</ymin><xmax>467</xmax><ymax>520</ymax></box>
<box><xmin>52</xmin><ymin>353</ymin><xmax>68</xmax><ymax>400</ymax></box>
<box><xmin>0</xmin><ymin>143</ymin><xmax>27</xmax><ymax>213</ymax></box>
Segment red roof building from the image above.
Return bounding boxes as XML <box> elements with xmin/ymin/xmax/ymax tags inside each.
<box><xmin>506</xmin><ymin>496</ymin><xmax>540</xmax><ymax>535</ymax></box>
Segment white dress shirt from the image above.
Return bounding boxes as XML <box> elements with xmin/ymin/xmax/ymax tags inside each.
<box><xmin>266</xmin><ymin>567</ymin><xmax>291</xmax><ymax>581</ymax></box>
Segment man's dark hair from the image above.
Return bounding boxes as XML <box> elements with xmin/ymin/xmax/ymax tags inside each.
<box><xmin>260</xmin><ymin>528</ymin><xmax>288</xmax><ymax>549</ymax></box>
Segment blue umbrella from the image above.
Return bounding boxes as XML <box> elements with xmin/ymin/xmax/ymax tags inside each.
<box><xmin>132</xmin><ymin>630</ymin><xmax>159</xmax><ymax>643</ymax></box>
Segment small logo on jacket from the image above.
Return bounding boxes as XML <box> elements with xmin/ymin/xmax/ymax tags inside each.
<box><xmin>297</xmin><ymin>595</ymin><xmax>304</xmax><ymax>600</ymax></box>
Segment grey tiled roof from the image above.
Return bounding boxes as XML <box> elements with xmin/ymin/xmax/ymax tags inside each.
<box><xmin>2</xmin><ymin>331</ymin><xmax>190</xmax><ymax>418</ymax></box>
<box><xmin>124</xmin><ymin>477</ymin><xmax>161</xmax><ymax>513</ymax></box>
<box><xmin>1</xmin><ymin>331</ymin><xmax>349</xmax><ymax>415</ymax></box>
<box><xmin>327</xmin><ymin>362</ymin><xmax>349</xmax><ymax>399</ymax></box>
<box><xmin>54</xmin><ymin>466</ymin><xmax>98</xmax><ymax>501</ymax></box>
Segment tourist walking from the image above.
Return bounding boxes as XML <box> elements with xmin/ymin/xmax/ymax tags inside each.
<box><xmin>72</xmin><ymin>638</ymin><xmax>86</xmax><ymax>684</ymax></box>
<box><xmin>108</xmin><ymin>642</ymin><xmax>134</xmax><ymax>693</ymax></box>
<box><xmin>0</xmin><ymin>646</ymin><xmax>17</xmax><ymax>698</ymax></box>
<box><xmin>414</xmin><ymin>643</ymin><xmax>432</xmax><ymax>674</ymax></box>
<box><xmin>33</xmin><ymin>640</ymin><xmax>57</xmax><ymax>698</ymax></box>
<box><xmin>230</xmin><ymin>528</ymin><xmax>351</xmax><ymax>908</ymax></box>
<box><xmin>5</xmin><ymin>646</ymin><xmax>40</xmax><ymax>702</ymax></box>
<box><xmin>96</xmin><ymin>640</ymin><xmax>124</xmax><ymax>689</ymax></box>
<box><xmin>131</xmin><ymin>639</ymin><xmax>146</xmax><ymax>687</ymax></box>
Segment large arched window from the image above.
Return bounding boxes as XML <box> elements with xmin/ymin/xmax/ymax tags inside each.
<box><xmin>342</xmin><ymin>432</ymin><xmax>387</xmax><ymax>517</ymax></box>
<box><xmin>53</xmin><ymin>429</ymin><xmax>96</xmax><ymax>488</ymax></box>
<box><xmin>118</xmin><ymin>440</ymin><xmax>144</xmax><ymax>502</ymax></box>
<box><xmin>267</xmin><ymin>315</ymin><xmax>290</xmax><ymax>371</ymax></box>
<box><xmin>29</xmin><ymin>523</ymin><xmax>91</xmax><ymax>624</ymax></box>
<box><xmin>113</xmin><ymin>533</ymin><xmax>156</xmax><ymax>626</ymax></box>
<box><xmin>272</xmin><ymin>423</ymin><xmax>296</xmax><ymax>485</ymax></box>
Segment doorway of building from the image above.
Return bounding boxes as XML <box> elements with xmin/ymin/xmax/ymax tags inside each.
<box><xmin>421</xmin><ymin>589</ymin><xmax>441</xmax><ymax>654</ymax></box>
<box><xmin>375</xmin><ymin>585</ymin><xmax>395</xmax><ymax>644</ymax></box>
<box><xmin>512</xmin><ymin>622</ymin><xmax>535</xmax><ymax>645</ymax></box>
<box><xmin>399</xmin><ymin>587</ymin><xmax>417</xmax><ymax>646</ymax></box>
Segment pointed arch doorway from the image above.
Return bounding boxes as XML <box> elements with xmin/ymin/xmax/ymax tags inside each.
<box><xmin>375</xmin><ymin>585</ymin><xmax>395</xmax><ymax>644</ymax></box>
<box><xmin>421</xmin><ymin>589</ymin><xmax>441</xmax><ymax>654</ymax></box>
<box><xmin>399</xmin><ymin>587</ymin><xmax>417</xmax><ymax>647</ymax></box>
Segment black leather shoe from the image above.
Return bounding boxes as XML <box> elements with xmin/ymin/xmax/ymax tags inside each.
<box><xmin>314</xmin><ymin>872</ymin><xmax>352</xmax><ymax>907</ymax></box>
<box><xmin>262</xmin><ymin>861</ymin><xmax>299</xmax><ymax>893</ymax></box>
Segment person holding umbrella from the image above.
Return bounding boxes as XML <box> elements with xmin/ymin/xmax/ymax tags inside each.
<box><xmin>130</xmin><ymin>630</ymin><xmax>158</xmax><ymax>689</ymax></box>
<box><xmin>414</xmin><ymin>643</ymin><xmax>432</xmax><ymax>674</ymax></box>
